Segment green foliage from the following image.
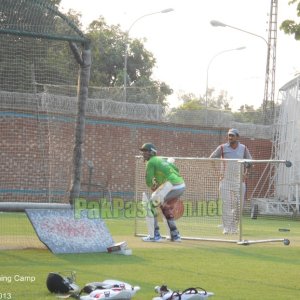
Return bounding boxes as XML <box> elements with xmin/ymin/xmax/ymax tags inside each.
<box><xmin>86</xmin><ymin>18</ymin><xmax>126</xmax><ymax>86</ymax></box>
<box><xmin>181</xmin><ymin>99</ymin><xmax>204</xmax><ymax>110</ymax></box>
<box><xmin>0</xmin><ymin>1</ymin><xmax>171</xmax><ymax>105</ymax></box>
<box><xmin>128</xmin><ymin>77</ymin><xmax>173</xmax><ymax>106</ymax></box>
<box><xmin>174</xmin><ymin>90</ymin><xmax>232</xmax><ymax>112</ymax></box>
<box><xmin>280</xmin><ymin>1</ymin><xmax>300</xmax><ymax>40</ymax></box>
<box><xmin>0</xmin><ymin>0</ymin><xmax>83</xmax><ymax>93</ymax></box>
<box><xmin>233</xmin><ymin>104</ymin><xmax>265</xmax><ymax>124</ymax></box>
<box><xmin>85</xmin><ymin>16</ymin><xmax>172</xmax><ymax>106</ymax></box>
<box><xmin>168</xmin><ymin>91</ymin><xmax>271</xmax><ymax>125</ymax></box>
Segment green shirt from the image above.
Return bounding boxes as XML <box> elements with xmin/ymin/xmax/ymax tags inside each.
<box><xmin>145</xmin><ymin>156</ymin><xmax>184</xmax><ymax>188</ymax></box>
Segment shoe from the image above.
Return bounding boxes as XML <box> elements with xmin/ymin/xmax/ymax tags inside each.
<box><xmin>142</xmin><ymin>235</ymin><xmax>163</xmax><ymax>242</ymax></box>
<box><xmin>171</xmin><ymin>235</ymin><xmax>181</xmax><ymax>242</ymax></box>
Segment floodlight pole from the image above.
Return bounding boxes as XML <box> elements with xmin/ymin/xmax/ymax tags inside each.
<box><xmin>123</xmin><ymin>8</ymin><xmax>174</xmax><ymax>102</ymax></box>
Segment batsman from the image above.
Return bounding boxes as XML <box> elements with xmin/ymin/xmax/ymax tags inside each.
<box><xmin>139</xmin><ymin>143</ymin><xmax>186</xmax><ymax>242</ymax></box>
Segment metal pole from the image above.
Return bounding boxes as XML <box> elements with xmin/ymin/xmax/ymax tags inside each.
<box><xmin>210</xmin><ymin>20</ymin><xmax>273</xmax><ymax>124</ymax></box>
<box><xmin>123</xmin><ymin>8</ymin><xmax>174</xmax><ymax>102</ymax></box>
<box><xmin>205</xmin><ymin>46</ymin><xmax>245</xmax><ymax>125</ymax></box>
<box><xmin>239</xmin><ymin>161</ymin><xmax>244</xmax><ymax>242</ymax></box>
<box><xmin>210</xmin><ymin>20</ymin><xmax>268</xmax><ymax>45</ymax></box>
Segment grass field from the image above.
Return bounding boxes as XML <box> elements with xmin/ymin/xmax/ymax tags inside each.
<box><xmin>0</xmin><ymin>213</ymin><xmax>300</xmax><ymax>299</ymax></box>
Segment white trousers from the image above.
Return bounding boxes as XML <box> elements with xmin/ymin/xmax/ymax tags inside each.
<box><xmin>219</xmin><ymin>180</ymin><xmax>245</xmax><ymax>233</ymax></box>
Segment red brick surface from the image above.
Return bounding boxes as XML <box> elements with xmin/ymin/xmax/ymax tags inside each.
<box><xmin>0</xmin><ymin>112</ymin><xmax>272</xmax><ymax>203</ymax></box>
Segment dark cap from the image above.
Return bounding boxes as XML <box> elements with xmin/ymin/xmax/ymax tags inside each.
<box><xmin>228</xmin><ymin>128</ymin><xmax>239</xmax><ymax>136</ymax></box>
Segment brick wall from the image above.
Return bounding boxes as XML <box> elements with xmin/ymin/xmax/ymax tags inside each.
<box><xmin>0</xmin><ymin>111</ymin><xmax>272</xmax><ymax>202</ymax></box>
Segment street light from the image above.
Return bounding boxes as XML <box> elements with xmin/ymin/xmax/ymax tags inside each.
<box><xmin>205</xmin><ymin>46</ymin><xmax>246</xmax><ymax>125</ymax></box>
<box><xmin>210</xmin><ymin>19</ymin><xmax>273</xmax><ymax>124</ymax></box>
<box><xmin>210</xmin><ymin>20</ymin><xmax>268</xmax><ymax>45</ymax></box>
<box><xmin>123</xmin><ymin>8</ymin><xmax>174</xmax><ymax>102</ymax></box>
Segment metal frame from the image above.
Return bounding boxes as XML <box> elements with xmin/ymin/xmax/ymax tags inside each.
<box><xmin>135</xmin><ymin>157</ymin><xmax>291</xmax><ymax>246</ymax></box>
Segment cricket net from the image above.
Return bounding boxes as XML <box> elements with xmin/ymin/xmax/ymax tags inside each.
<box><xmin>135</xmin><ymin>156</ymin><xmax>297</xmax><ymax>245</ymax></box>
<box><xmin>0</xmin><ymin>0</ymin><xmax>91</xmax><ymax>249</ymax></box>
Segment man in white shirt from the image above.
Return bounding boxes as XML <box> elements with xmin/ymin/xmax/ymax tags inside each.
<box><xmin>209</xmin><ymin>128</ymin><xmax>252</xmax><ymax>234</ymax></box>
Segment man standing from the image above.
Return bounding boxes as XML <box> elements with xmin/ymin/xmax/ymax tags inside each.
<box><xmin>139</xmin><ymin>143</ymin><xmax>186</xmax><ymax>242</ymax></box>
<box><xmin>209</xmin><ymin>129</ymin><xmax>252</xmax><ymax>234</ymax></box>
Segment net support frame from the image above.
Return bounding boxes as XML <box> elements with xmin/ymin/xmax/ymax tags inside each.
<box><xmin>135</xmin><ymin>157</ymin><xmax>293</xmax><ymax>246</ymax></box>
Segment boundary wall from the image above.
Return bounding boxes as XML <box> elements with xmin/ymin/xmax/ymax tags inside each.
<box><xmin>0</xmin><ymin>108</ymin><xmax>272</xmax><ymax>203</ymax></box>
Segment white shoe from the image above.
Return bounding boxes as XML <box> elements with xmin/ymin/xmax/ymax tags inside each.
<box><xmin>142</xmin><ymin>235</ymin><xmax>163</xmax><ymax>242</ymax></box>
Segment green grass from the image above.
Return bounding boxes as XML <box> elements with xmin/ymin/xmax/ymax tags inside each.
<box><xmin>0</xmin><ymin>215</ymin><xmax>300</xmax><ymax>299</ymax></box>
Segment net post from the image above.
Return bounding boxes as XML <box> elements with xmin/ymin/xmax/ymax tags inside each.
<box><xmin>238</xmin><ymin>161</ymin><xmax>244</xmax><ymax>242</ymax></box>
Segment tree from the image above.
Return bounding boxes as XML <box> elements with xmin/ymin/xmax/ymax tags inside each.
<box><xmin>1</xmin><ymin>1</ymin><xmax>172</xmax><ymax>105</ymax></box>
<box><xmin>85</xmin><ymin>16</ymin><xmax>172</xmax><ymax>106</ymax></box>
<box><xmin>166</xmin><ymin>90</ymin><xmax>233</xmax><ymax>125</ymax></box>
<box><xmin>167</xmin><ymin>90</ymin><xmax>271</xmax><ymax>125</ymax></box>
<box><xmin>0</xmin><ymin>0</ymin><xmax>79</xmax><ymax>93</ymax></box>
<box><xmin>207</xmin><ymin>89</ymin><xmax>232</xmax><ymax>110</ymax></box>
<box><xmin>233</xmin><ymin>104</ymin><xmax>264</xmax><ymax>124</ymax></box>
<box><xmin>280</xmin><ymin>1</ymin><xmax>300</xmax><ymax>39</ymax></box>
<box><xmin>171</xmin><ymin>89</ymin><xmax>232</xmax><ymax>112</ymax></box>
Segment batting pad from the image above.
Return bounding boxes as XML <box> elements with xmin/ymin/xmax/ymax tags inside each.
<box><xmin>25</xmin><ymin>208</ymin><xmax>114</xmax><ymax>254</ymax></box>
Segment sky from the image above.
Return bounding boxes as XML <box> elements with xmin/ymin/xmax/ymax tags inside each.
<box><xmin>60</xmin><ymin>0</ymin><xmax>300</xmax><ymax>111</ymax></box>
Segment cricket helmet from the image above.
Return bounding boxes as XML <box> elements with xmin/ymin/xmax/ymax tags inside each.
<box><xmin>139</xmin><ymin>143</ymin><xmax>157</xmax><ymax>155</ymax></box>
<box><xmin>46</xmin><ymin>272</ymin><xmax>79</xmax><ymax>294</ymax></box>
